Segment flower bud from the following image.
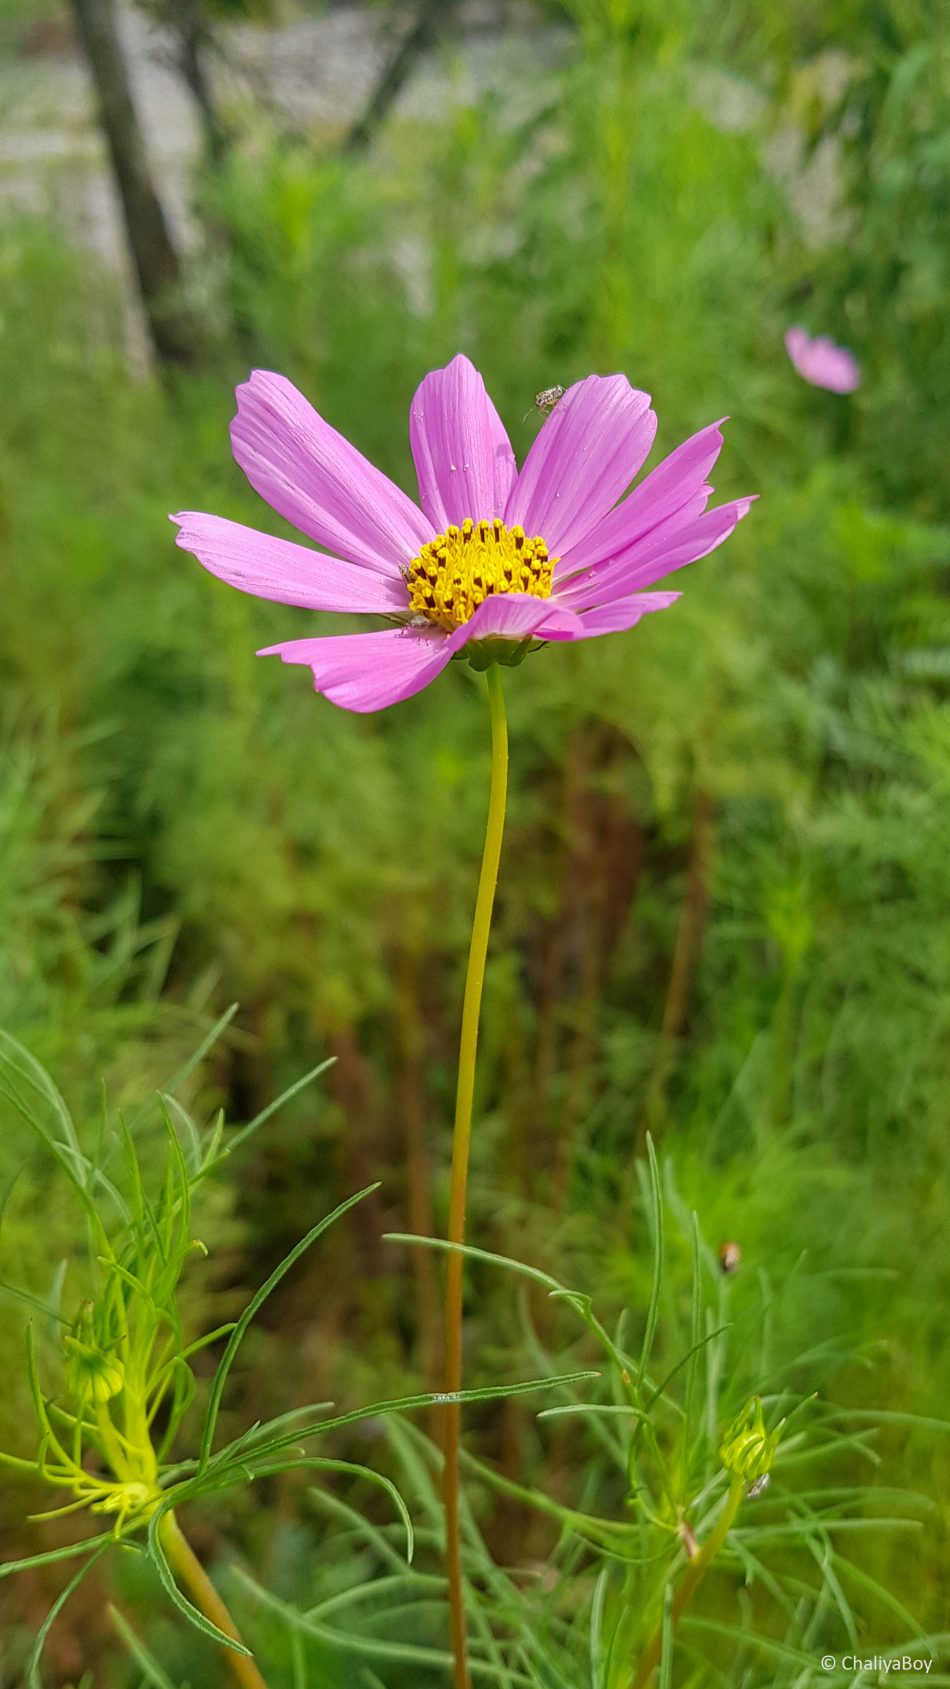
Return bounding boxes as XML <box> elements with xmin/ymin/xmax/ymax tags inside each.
<box><xmin>719</xmin><ymin>1396</ymin><xmax>783</xmax><ymax>1488</ymax></box>
<box><xmin>64</xmin><ymin>1306</ymin><xmax>124</xmax><ymax>1404</ymax></box>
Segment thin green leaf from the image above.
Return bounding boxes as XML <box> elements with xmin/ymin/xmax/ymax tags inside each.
<box><xmin>0</xmin><ymin>1035</ymin><xmax>126</xmax><ymax>1224</ymax></box>
<box><xmin>645</xmin><ymin>1326</ymin><xmax>730</xmax><ymax>1415</ymax></box>
<box><xmin>683</xmin><ymin>1210</ymin><xmax>702</xmax><ymax>1468</ymax></box>
<box><xmin>110</xmin><ymin>1607</ymin><xmax>181</xmax><ymax>1689</ymax></box>
<box><xmin>26</xmin><ymin>1541</ymin><xmax>113</xmax><ymax>1689</ymax></box>
<box><xmin>537</xmin><ymin>1403</ymin><xmax>648</xmax><ymax>1422</ymax></box>
<box><xmin>202</xmin><ymin>1370</ymin><xmax>601</xmax><ymax>1469</ymax></box>
<box><xmin>204</xmin><ymin>1401</ymin><xmax>335</xmax><ymax>1472</ymax></box>
<box><xmin>198</xmin><ymin>1184</ymin><xmax>378</xmax><ymax>1470</ymax></box>
<box><xmin>0</xmin><ymin>1532</ymin><xmax>117</xmax><ymax>1581</ymax></box>
<box><xmin>160</xmin><ymin>1004</ymin><xmax>239</xmax><ymax>1099</ymax></box>
<box><xmin>233</xmin><ymin>1566</ymin><xmax>537</xmax><ymax>1684</ymax></box>
<box><xmin>385</xmin><ymin>1232</ymin><xmax>563</xmax><ymax>1294</ymax></box>
<box><xmin>227</xmin><ymin>1456</ymin><xmax>412</xmax><ymax>1562</ymax></box>
<box><xmin>0</xmin><ymin>1448</ymin><xmax>40</xmax><ymax>1473</ymax></box>
<box><xmin>305</xmin><ymin>1570</ymin><xmax>443</xmax><ymax>1623</ymax></box>
<box><xmin>146</xmin><ymin>1504</ymin><xmax>251</xmax><ymax>1656</ymax></box>
<box><xmin>638</xmin><ymin>1133</ymin><xmax>664</xmax><ymax>1386</ymax></box>
<box><xmin>158</xmin><ymin>1093</ymin><xmax>203</xmax><ymax>1180</ymax></box>
<box><xmin>291</xmin><ymin>1631</ymin><xmax>308</xmax><ymax>1689</ymax></box>
<box><xmin>826</xmin><ymin>1408</ymin><xmax>950</xmax><ymax>1434</ymax></box>
<box><xmin>589</xmin><ymin>1568</ymin><xmax>609</xmax><ymax>1688</ymax></box>
<box><xmin>0</xmin><ymin>1279</ymin><xmax>70</xmax><ymax>1324</ymax></box>
<box><xmin>658</xmin><ymin>1581</ymin><xmax>674</xmax><ymax>1689</ymax></box>
<box><xmin>213</xmin><ymin>1058</ymin><xmax>337</xmax><ymax>1166</ymax></box>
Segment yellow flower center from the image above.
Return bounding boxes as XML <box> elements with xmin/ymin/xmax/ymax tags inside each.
<box><xmin>405</xmin><ymin>518</ymin><xmax>555</xmax><ymax>630</ymax></box>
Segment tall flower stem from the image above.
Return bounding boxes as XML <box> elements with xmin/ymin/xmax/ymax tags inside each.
<box><xmin>158</xmin><ymin>1510</ymin><xmax>271</xmax><ymax>1689</ymax></box>
<box><xmin>630</xmin><ymin>1477</ymin><xmax>744</xmax><ymax>1689</ymax></box>
<box><xmin>443</xmin><ymin>663</ymin><xmax>509</xmax><ymax>1689</ymax></box>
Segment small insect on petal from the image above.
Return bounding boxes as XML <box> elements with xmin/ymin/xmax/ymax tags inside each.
<box><xmin>523</xmin><ymin>385</ymin><xmax>566</xmax><ymax>423</ymax></box>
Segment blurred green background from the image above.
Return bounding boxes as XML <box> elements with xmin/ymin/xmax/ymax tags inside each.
<box><xmin>1</xmin><ymin>0</ymin><xmax>948</xmax><ymax>1680</ymax></box>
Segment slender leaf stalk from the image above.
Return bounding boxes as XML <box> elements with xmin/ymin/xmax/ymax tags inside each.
<box><xmin>443</xmin><ymin>664</ymin><xmax>509</xmax><ymax>1689</ymax></box>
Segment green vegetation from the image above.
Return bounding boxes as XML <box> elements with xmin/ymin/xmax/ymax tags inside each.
<box><xmin>1</xmin><ymin>0</ymin><xmax>948</xmax><ymax>1681</ymax></box>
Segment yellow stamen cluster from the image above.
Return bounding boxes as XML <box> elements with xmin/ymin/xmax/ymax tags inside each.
<box><xmin>405</xmin><ymin>517</ymin><xmax>554</xmax><ymax>630</ymax></box>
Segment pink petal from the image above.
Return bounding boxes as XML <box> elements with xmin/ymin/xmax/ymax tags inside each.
<box><xmin>505</xmin><ymin>375</ymin><xmax>656</xmax><ymax>556</ymax></box>
<box><xmin>258</xmin><ymin>627</ymin><xmax>453</xmax><ymax>713</ymax></box>
<box><xmin>785</xmin><ymin>327</ymin><xmax>860</xmax><ymax>394</ymax></box>
<box><xmin>785</xmin><ymin>326</ymin><xmax>810</xmax><ymax>368</ymax></box>
<box><xmin>231</xmin><ymin>371</ymin><xmax>434</xmax><ymax>577</ymax></box>
<box><xmin>173</xmin><ymin>513</ymin><xmax>408</xmax><ymax>613</ymax></box>
<box><xmin>258</xmin><ymin>594</ymin><xmax>586</xmax><ymax>712</ymax></box>
<box><xmin>556</xmin><ymin>497</ymin><xmax>755</xmax><ymax>610</ymax></box>
<box><xmin>568</xmin><ymin>591</ymin><xmax>682</xmax><ymax>637</ymax></box>
<box><xmin>554</xmin><ymin>421</ymin><xmax>725</xmax><ymax>582</ymax></box>
<box><xmin>410</xmin><ymin>355</ymin><xmax>517</xmax><ymax>529</ymax></box>
<box><xmin>448</xmin><ymin>594</ymin><xmax>583</xmax><ymax>650</ymax></box>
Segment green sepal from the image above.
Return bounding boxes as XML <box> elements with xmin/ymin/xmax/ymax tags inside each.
<box><xmin>453</xmin><ymin>637</ymin><xmax>543</xmax><ymax>671</ymax></box>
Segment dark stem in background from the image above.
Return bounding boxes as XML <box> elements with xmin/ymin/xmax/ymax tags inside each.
<box><xmin>552</xmin><ymin>729</ymin><xmax>603</xmax><ymax>1210</ymax></box>
<box><xmin>165</xmin><ymin>0</ymin><xmax>230</xmax><ymax>165</ymax></box>
<box><xmin>70</xmin><ymin>0</ymin><xmax>201</xmax><ymax>368</ymax></box>
<box><xmin>639</xmin><ymin>781</ymin><xmax>714</xmax><ymax>1149</ymax></box>
<box><xmin>343</xmin><ymin>0</ymin><xmax>460</xmax><ymax>154</ymax></box>
<box><xmin>552</xmin><ymin>723</ymin><xmax>646</xmax><ymax>1207</ymax></box>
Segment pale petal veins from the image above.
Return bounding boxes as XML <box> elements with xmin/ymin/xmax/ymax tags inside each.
<box><xmin>410</xmin><ymin>354</ymin><xmax>517</xmax><ymax>530</ymax></box>
<box><xmin>172</xmin><ymin>513</ymin><xmax>409</xmax><ymax>613</ymax></box>
<box><xmin>231</xmin><ymin>370</ymin><xmax>433</xmax><ymax>575</ymax></box>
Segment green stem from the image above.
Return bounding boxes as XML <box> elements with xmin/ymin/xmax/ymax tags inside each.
<box><xmin>443</xmin><ymin>664</ymin><xmax>509</xmax><ymax>1689</ymax></box>
<box><xmin>95</xmin><ymin>1402</ymin><xmax>132</xmax><ymax>1483</ymax></box>
<box><xmin>158</xmin><ymin>1510</ymin><xmax>270</xmax><ymax>1689</ymax></box>
<box><xmin>631</xmin><ymin>1477</ymin><xmax>744</xmax><ymax>1689</ymax></box>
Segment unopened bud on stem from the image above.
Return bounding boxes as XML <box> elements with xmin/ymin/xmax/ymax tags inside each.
<box><xmin>720</xmin><ymin>1395</ymin><xmax>783</xmax><ymax>1489</ymax></box>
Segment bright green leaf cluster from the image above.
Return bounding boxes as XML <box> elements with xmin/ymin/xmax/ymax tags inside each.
<box><xmin>0</xmin><ymin>1031</ymin><xmax>599</xmax><ymax>1681</ymax></box>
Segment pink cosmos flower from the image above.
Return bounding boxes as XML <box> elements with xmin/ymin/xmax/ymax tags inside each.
<box><xmin>785</xmin><ymin>326</ymin><xmax>860</xmax><ymax>394</ymax></box>
<box><xmin>173</xmin><ymin>356</ymin><xmax>753</xmax><ymax>713</ymax></box>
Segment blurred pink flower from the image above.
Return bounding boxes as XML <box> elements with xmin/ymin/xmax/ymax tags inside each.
<box><xmin>174</xmin><ymin>355</ymin><xmax>753</xmax><ymax>713</ymax></box>
<box><xmin>785</xmin><ymin>326</ymin><xmax>860</xmax><ymax>394</ymax></box>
